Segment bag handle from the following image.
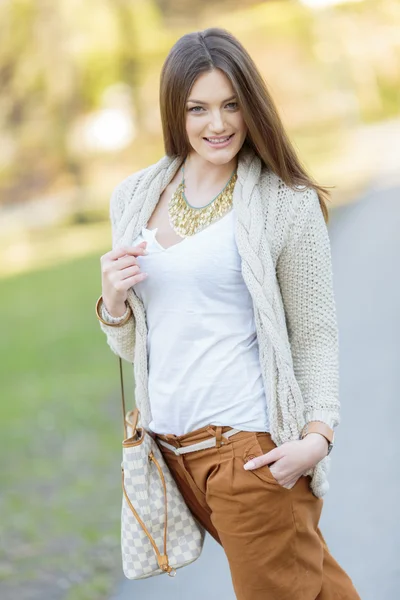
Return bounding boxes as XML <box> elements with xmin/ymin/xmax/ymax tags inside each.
<box><xmin>119</xmin><ymin>357</ymin><xmax>141</xmax><ymax>439</ymax></box>
<box><xmin>121</xmin><ymin>453</ymin><xmax>175</xmax><ymax>576</ymax></box>
<box><xmin>119</xmin><ymin>358</ymin><xmax>126</xmax><ymax>438</ymax></box>
<box><xmin>118</xmin><ymin>358</ymin><xmax>175</xmax><ymax>577</ymax></box>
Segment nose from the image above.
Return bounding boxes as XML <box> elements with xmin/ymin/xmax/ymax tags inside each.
<box><xmin>208</xmin><ymin>109</ymin><xmax>226</xmax><ymax>134</ymax></box>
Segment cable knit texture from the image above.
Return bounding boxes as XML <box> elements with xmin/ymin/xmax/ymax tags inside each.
<box><xmin>98</xmin><ymin>145</ymin><xmax>340</xmax><ymax>498</ymax></box>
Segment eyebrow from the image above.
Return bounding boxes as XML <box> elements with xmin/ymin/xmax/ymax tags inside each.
<box><xmin>187</xmin><ymin>95</ymin><xmax>237</xmax><ymax>105</ymax></box>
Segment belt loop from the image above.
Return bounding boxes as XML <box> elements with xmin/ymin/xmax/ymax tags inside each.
<box><xmin>205</xmin><ymin>425</ymin><xmax>231</xmax><ymax>448</ymax></box>
<box><xmin>215</xmin><ymin>426</ymin><xmax>222</xmax><ymax>448</ymax></box>
<box><xmin>163</xmin><ymin>433</ymin><xmax>181</xmax><ymax>448</ymax></box>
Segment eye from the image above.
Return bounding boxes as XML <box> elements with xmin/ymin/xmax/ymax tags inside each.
<box><xmin>188</xmin><ymin>106</ymin><xmax>204</xmax><ymax>113</ymax></box>
<box><xmin>226</xmin><ymin>102</ymin><xmax>238</xmax><ymax>110</ymax></box>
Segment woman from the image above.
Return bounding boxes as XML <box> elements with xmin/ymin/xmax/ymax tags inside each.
<box><xmin>97</xmin><ymin>28</ymin><xmax>360</xmax><ymax>599</ymax></box>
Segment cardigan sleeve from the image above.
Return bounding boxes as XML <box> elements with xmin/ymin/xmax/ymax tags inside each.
<box><xmin>98</xmin><ymin>183</ymin><xmax>136</xmax><ymax>364</ymax></box>
<box><xmin>276</xmin><ymin>188</ymin><xmax>340</xmax><ymax>429</ymax></box>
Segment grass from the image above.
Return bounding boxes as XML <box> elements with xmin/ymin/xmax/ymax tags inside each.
<box><xmin>0</xmin><ymin>250</ymin><xmax>135</xmax><ymax>599</ymax></box>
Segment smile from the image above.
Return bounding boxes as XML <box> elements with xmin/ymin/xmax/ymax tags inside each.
<box><xmin>203</xmin><ymin>134</ymin><xmax>235</xmax><ymax>148</ymax></box>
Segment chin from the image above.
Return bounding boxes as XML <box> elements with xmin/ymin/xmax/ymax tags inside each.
<box><xmin>208</xmin><ymin>155</ymin><xmax>238</xmax><ymax>166</ymax></box>
<box><xmin>193</xmin><ymin>146</ymin><xmax>241</xmax><ymax>165</ymax></box>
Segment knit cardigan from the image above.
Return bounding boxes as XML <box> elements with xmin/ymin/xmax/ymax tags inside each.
<box><xmin>99</xmin><ymin>145</ymin><xmax>340</xmax><ymax>497</ymax></box>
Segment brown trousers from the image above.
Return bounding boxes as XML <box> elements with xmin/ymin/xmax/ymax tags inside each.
<box><xmin>156</xmin><ymin>425</ymin><xmax>360</xmax><ymax>600</ymax></box>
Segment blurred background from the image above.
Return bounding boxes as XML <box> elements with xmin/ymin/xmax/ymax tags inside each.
<box><xmin>1</xmin><ymin>0</ymin><xmax>399</xmax><ymax>599</ymax></box>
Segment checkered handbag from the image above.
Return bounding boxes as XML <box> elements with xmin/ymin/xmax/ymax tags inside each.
<box><xmin>118</xmin><ymin>358</ymin><xmax>205</xmax><ymax>579</ymax></box>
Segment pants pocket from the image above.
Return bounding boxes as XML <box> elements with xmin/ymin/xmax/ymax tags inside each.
<box><xmin>242</xmin><ymin>432</ymin><xmax>292</xmax><ymax>493</ymax></box>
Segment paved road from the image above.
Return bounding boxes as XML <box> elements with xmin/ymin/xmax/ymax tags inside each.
<box><xmin>110</xmin><ymin>185</ymin><xmax>400</xmax><ymax>600</ymax></box>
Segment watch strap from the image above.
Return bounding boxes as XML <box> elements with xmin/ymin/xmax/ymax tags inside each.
<box><xmin>301</xmin><ymin>422</ymin><xmax>334</xmax><ymax>445</ymax></box>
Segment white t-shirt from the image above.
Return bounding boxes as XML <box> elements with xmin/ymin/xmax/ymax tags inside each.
<box><xmin>132</xmin><ymin>208</ymin><xmax>270</xmax><ymax>436</ymax></box>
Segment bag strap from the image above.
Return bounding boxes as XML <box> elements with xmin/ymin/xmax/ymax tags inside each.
<box><xmin>118</xmin><ymin>358</ymin><xmax>175</xmax><ymax>577</ymax></box>
<box><xmin>118</xmin><ymin>358</ymin><xmax>128</xmax><ymax>439</ymax></box>
<box><xmin>121</xmin><ymin>454</ymin><xmax>175</xmax><ymax>576</ymax></box>
<box><xmin>119</xmin><ymin>358</ymin><xmax>140</xmax><ymax>439</ymax></box>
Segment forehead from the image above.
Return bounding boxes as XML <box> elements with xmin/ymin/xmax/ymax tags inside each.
<box><xmin>188</xmin><ymin>69</ymin><xmax>235</xmax><ymax>101</ymax></box>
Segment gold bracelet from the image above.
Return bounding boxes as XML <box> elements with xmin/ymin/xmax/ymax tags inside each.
<box><xmin>95</xmin><ymin>295</ymin><xmax>132</xmax><ymax>327</ymax></box>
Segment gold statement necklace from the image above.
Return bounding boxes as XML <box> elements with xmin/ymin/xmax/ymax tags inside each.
<box><xmin>168</xmin><ymin>158</ymin><xmax>238</xmax><ymax>238</ymax></box>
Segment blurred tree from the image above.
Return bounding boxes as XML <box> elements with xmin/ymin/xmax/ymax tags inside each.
<box><xmin>0</xmin><ymin>0</ymin><xmax>398</xmax><ymax>210</ymax></box>
<box><xmin>154</xmin><ymin>0</ymin><xmax>262</xmax><ymax>20</ymax></box>
<box><xmin>110</xmin><ymin>0</ymin><xmax>142</xmax><ymax>127</ymax></box>
<box><xmin>0</xmin><ymin>0</ymin><xmax>86</xmax><ymax>204</ymax></box>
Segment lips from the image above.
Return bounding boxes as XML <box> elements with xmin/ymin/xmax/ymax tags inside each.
<box><xmin>204</xmin><ymin>134</ymin><xmax>234</xmax><ymax>143</ymax></box>
<box><xmin>203</xmin><ymin>133</ymin><xmax>235</xmax><ymax>149</ymax></box>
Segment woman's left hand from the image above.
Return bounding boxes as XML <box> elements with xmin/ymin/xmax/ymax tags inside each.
<box><xmin>243</xmin><ymin>433</ymin><xmax>329</xmax><ymax>489</ymax></box>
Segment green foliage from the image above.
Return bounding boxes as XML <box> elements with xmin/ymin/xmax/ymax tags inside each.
<box><xmin>0</xmin><ymin>249</ymin><xmax>134</xmax><ymax>597</ymax></box>
<box><xmin>0</xmin><ymin>0</ymin><xmax>398</xmax><ymax>206</ymax></box>
<box><xmin>61</xmin><ymin>208</ymin><xmax>109</xmax><ymax>226</ymax></box>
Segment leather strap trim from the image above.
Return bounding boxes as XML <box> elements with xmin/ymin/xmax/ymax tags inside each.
<box><xmin>122</xmin><ymin>452</ymin><xmax>176</xmax><ymax>577</ymax></box>
<box><xmin>119</xmin><ymin>358</ymin><xmax>128</xmax><ymax>439</ymax></box>
<box><xmin>119</xmin><ymin>361</ymin><xmax>176</xmax><ymax>576</ymax></box>
<box><xmin>122</xmin><ymin>429</ymin><xmax>145</xmax><ymax>447</ymax></box>
<box><xmin>301</xmin><ymin>421</ymin><xmax>334</xmax><ymax>444</ymax></box>
<box><xmin>157</xmin><ymin>427</ymin><xmax>242</xmax><ymax>455</ymax></box>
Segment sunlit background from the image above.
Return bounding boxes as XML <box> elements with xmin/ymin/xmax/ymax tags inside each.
<box><xmin>1</xmin><ymin>0</ymin><xmax>399</xmax><ymax>598</ymax></box>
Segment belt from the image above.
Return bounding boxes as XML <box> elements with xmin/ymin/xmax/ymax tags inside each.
<box><xmin>156</xmin><ymin>427</ymin><xmax>242</xmax><ymax>456</ymax></box>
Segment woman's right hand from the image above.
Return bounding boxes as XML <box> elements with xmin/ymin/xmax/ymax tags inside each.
<box><xmin>100</xmin><ymin>242</ymin><xmax>148</xmax><ymax>317</ymax></box>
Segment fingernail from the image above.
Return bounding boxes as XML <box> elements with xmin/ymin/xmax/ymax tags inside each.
<box><xmin>142</xmin><ymin>250</ymin><xmax>148</xmax><ymax>255</ymax></box>
<box><xmin>244</xmin><ymin>461</ymin><xmax>255</xmax><ymax>470</ymax></box>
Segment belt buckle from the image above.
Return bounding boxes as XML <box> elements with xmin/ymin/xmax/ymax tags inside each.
<box><xmin>162</xmin><ymin>434</ymin><xmax>182</xmax><ymax>455</ymax></box>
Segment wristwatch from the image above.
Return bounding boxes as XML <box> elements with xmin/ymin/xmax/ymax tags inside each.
<box><xmin>300</xmin><ymin>422</ymin><xmax>335</xmax><ymax>455</ymax></box>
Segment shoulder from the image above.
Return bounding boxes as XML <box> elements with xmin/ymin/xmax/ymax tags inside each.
<box><xmin>263</xmin><ymin>170</ymin><xmax>323</xmax><ymax>253</ymax></box>
<box><xmin>268</xmin><ymin>170</ymin><xmax>319</xmax><ymax>218</ymax></box>
<box><xmin>109</xmin><ymin>154</ymin><xmax>176</xmax><ymax>219</ymax></box>
<box><xmin>109</xmin><ymin>164</ymin><xmax>153</xmax><ymax>219</ymax></box>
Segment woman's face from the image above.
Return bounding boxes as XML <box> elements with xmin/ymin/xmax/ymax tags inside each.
<box><xmin>185</xmin><ymin>68</ymin><xmax>247</xmax><ymax>165</ymax></box>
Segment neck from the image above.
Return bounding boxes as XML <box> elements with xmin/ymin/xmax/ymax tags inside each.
<box><xmin>183</xmin><ymin>152</ymin><xmax>238</xmax><ymax>190</ymax></box>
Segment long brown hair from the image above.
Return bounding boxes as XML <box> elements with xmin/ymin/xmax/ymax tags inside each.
<box><xmin>160</xmin><ymin>27</ymin><xmax>333</xmax><ymax>223</ymax></box>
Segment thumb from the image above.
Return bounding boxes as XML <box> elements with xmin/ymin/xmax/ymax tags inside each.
<box><xmin>262</xmin><ymin>447</ymin><xmax>281</xmax><ymax>465</ymax></box>
<box><xmin>243</xmin><ymin>447</ymin><xmax>281</xmax><ymax>470</ymax></box>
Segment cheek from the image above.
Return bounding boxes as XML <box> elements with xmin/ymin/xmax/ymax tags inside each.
<box><xmin>234</xmin><ymin>113</ymin><xmax>247</xmax><ymax>136</ymax></box>
<box><xmin>185</xmin><ymin>116</ymin><xmax>203</xmax><ymax>140</ymax></box>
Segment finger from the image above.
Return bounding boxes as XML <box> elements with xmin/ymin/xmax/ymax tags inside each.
<box><xmin>119</xmin><ymin>265</ymin><xmax>142</xmax><ymax>280</ymax></box>
<box><xmin>114</xmin><ymin>272</ymin><xmax>148</xmax><ymax>291</ymax></box>
<box><xmin>115</xmin><ymin>255</ymin><xmax>140</xmax><ymax>270</ymax></box>
<box><xmin>243</xmin><ymin>454</ymin><xmax>260</xmax><ymax>470</ymax></box>
<box><xmin>111</xmin><ymin>244</ymin><xmax>148</xmax><ymax>260</ymax></box>
<box><xmin>243</xmin><ymin>446</ymin><xmax>283</xmax><ymax>470</ymax></box>
<box><xmin>284</xmin><ymin>476</ymin><xmax>300</xmax><ymax>490</ymax></box>
<box><xmin>259</xmin><ymin>447</ymin><xmax>282</xmax><ymax>465</ymax></box>
<box><xmin>102</xmin><ymin>255</ymin><xmax>138</xmax><ymax>277</ymax></box>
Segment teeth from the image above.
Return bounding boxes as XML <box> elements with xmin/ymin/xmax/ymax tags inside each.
<box><xmin>206</xmin><ymin>136</ymin><xmax>231</xmax><ymax>144</ymax></box>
